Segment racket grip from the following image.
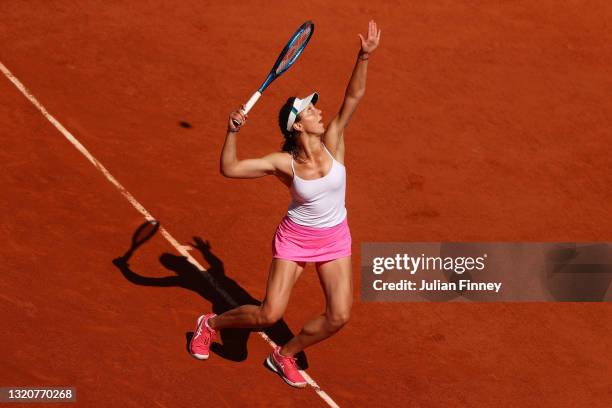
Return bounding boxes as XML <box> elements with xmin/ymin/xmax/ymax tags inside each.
<box><xmin>243</xmin><ymin>91</ymin><xmax>262</xmax><ymax>115</ymax></box>
<box><xmin>232</xmin><ymin>91</ymin><xmax>262</xmax><ymax>127</ymax></box>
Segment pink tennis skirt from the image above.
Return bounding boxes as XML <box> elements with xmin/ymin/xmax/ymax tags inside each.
<box><xmin>272</xmin><ymin>216</ymin><xmax>352</xmax><ymax>262</ymax></box>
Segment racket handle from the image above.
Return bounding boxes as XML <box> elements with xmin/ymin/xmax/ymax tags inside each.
<box><xmin>232</xmin><ymin>91</ymin><xmax>262</xmax><ymax>126</ymax></box>
<box><xmin>243</xmin><ymin>91</ymin><xmax>262</xmax><ymax>114</ymax></box>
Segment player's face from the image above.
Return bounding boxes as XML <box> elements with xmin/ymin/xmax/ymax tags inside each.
<box><xmin>296</xmin><ymin>104</ymin><xmax>324</xmax><ymax>135</ymax></box>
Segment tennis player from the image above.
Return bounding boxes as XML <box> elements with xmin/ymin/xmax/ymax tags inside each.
<box><xmin>190</xmin><ymin>20</ymin><xmax>381</xmax><ymax>388</ymax></box>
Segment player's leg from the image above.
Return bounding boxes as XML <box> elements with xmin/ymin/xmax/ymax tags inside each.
<box><xmin>279</xmin><ymin>256</ymin><xmax>352</xmax><ymax>356</ymax></box>
<box><xmin>209</xmin><ymin>258</ymin><xmax>304</xmax><ymax>329</ymax></box>
<box><xmin>190</xmin><ymin>258</ymin><xmax>303</xmax><ymax>359</ymax></box>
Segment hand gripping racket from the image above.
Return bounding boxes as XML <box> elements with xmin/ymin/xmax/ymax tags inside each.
<box><xmin>232</xmin><ymin>21</ymin><xmax>315</xmax><ymax>126</ymax></box>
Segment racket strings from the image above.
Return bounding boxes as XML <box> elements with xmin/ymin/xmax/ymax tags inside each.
<box><xmin>276</xmin><ymin>25</ymin><xmax>313</xmax><ymax>74</ymax></box>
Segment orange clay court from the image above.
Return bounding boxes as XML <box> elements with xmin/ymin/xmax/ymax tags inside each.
<box><xmin>1</xmin><ymin>1</ymin><xmax>611</xmax><ymax>407</ymax></box>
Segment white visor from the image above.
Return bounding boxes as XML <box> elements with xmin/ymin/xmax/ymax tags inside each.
<box><xmin>286</xmin><ymin>92</ymin><xmax>319</xmax><ymax>132</ymax></box>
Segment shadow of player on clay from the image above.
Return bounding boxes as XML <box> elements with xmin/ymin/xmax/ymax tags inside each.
<box><xmin>112</xmin><ymin>221</ymin><xmax>308</xmax><ymax>368</ymax></box>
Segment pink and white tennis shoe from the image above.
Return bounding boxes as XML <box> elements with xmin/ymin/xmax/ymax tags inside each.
<box><xmin>189</xmin><ymin>313</ymin><xmax>217</xmax><ymax>360</ymax></box>
<box><xmin>265</xmin><ymin>346</ymin><xmax>307</xmax><ymax>388</ymax></box>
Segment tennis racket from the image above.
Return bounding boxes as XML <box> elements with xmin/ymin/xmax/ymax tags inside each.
<box><xmin>232</xmin><ymin>20</ymin><xmax>315</xmax><ymax>126</ymax></box>
<box><xmin>116</xmin><ymin>220</ymin><xmax>160</xmax><ymax>262</ymax></box>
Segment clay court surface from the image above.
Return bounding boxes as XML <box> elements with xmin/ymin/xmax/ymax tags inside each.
<box><xmin>1</xmin><ymin>1</ymin><xmax>611</xmax><ymax>406</ymax></box>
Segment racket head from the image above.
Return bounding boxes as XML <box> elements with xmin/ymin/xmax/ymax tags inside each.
<box><xmin>115</xmin><ymin>219</ymin><xmax>160</xmax><ymax>263</ymax></box>
<box><xmin>131</xmin><ymin>219</ymin><xmax>160</xmax><ymax>249</ymax></box>
<box><xmin>259</xmin><ymin>20</ymin><xmax>315</xmax><ymax>92</ymax></box>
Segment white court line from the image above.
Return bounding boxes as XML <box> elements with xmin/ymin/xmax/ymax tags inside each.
<box><xmin>0</xmin><ymin>61</ymin><xmax>339</xmax><ymax>408</ymax></box>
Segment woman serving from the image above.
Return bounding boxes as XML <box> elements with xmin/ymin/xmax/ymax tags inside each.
<box><xmin>190</xmin><ymin>20</ymin><xmax>381</xmax><ymax>388</ymax></box>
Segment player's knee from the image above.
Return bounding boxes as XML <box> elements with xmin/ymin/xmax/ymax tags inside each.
<box><xmin>258</xmin><ymin>308</ymin><xmax>283</xmax><ymax>327</ymax></box>
<box><xmin>327</xmin><ymin>310</ymin><xmax>351</xmax><ymax>331</ymax></box>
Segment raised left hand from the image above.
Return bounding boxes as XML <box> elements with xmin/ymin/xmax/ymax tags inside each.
<box><xmin>358</xmin><ymin>20</ymin><xmax>381</xmax><ymax>54</ymax></box>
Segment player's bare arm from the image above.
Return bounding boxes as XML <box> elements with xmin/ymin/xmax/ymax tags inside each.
<box><xmin>220</xmin><ymin>108</ymin><xmax>288</xmax><ymax>179</ymax></box>
<box><xmin>325</xmin><ymin>20</ymin><xmax>381</xmax><ymax>162</ymax></box>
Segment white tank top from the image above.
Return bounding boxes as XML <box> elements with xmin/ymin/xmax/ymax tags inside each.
<box><xmin>287</xmin><ymin>144</ymin><xmax>347</xmax><ymax>228</ymax></box>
